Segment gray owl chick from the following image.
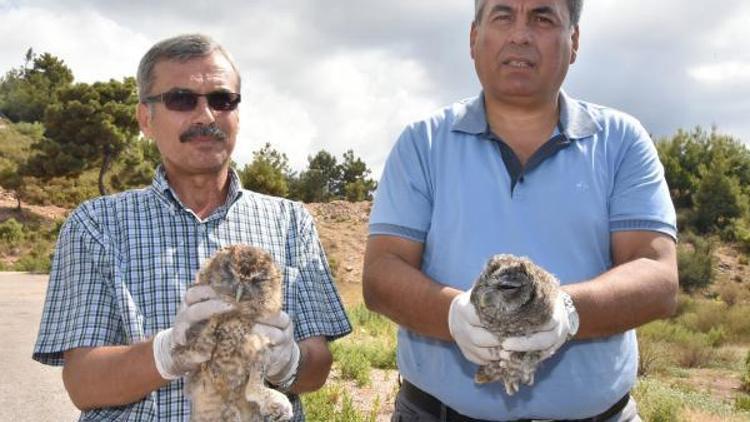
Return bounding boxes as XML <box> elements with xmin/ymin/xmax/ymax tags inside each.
<box><xmin>173</xmin><ymin>245</ymin><xmax>293</xmax><ymax>421</ymax></box>
<box><xmin>470</xmin><ymin>254</ymin><xmax>559</xmax><ymax>395</ymax></box>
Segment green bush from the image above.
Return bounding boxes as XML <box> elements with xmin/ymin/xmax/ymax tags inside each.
<box><xmin>726</xmin><ymin>306</ymin><xmax>750</xmax><ymax>342</ymax></box>
<box><xmin>736</xmin><ymin>395</ymin><xmax>750</xmax><ymax>411</ymax></box>
<box><xmin>348</xmin><ymin>304</ymin><xmax>397</xmax><ymax>338</ymax></box>
<box><xmin>0</xmin><ymin>218</ymin><xmax>24</xmax><ymax>244</ymax></box>
<box><xmin>13</xmin><ymin>250</ymin><xmax>51</xmax><ymax>273</ymax></box>
<box><xmin>675</xmin><ymin>294</ymin><xmax>696</xmax><ymax>316</ymax></box>
<box><xmin>741</xmin><ymin>351</ymin><xmax>750</xmax><ymax>393</ymax></box>
<box><xmin>633</xmin><ymin>378</ymin><xmax>683</xmax><ymax>422</ymax></box>
<box><xmin>706</xmin><ymin>326</ymin><xmax>727</xmax><ymax>348</ymax></box>
<box><xmin>677</xmin><ymin>300</ymin><xmax>727</xmax><ymax>333</ymax></box>
<box><xmin>328</xmin><ymin>257</ymin><xmax>339</xmax><ymax>278</ymax></box>
<box><xmin>301</xmin><ymin>385</ymin><xmax>377</xmax><ymax>422</ymax></box>
<box><xmin>637</xmin><ymin>336</ymin><xmax>669</xmax><ymax>376</ymax></box>
<box><xmin>331</xmin><ymin>342</ymin><xmax>372</xmax><ymax>387</ymax></box>
<box><xmin>677</xmin><ymin>234</ymin><xmax>715</xmax><ymax>292</ymax></box>
<box><xmin>638</xmin><ymin>320</ymin><xmax>716</xmax><ymax>368</ymax></box>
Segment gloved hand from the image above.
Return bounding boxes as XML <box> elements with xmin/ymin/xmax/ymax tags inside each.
<box><xmin>152</xmin><ymin>285</ymin><xmax>235</xmax><ymax>380</ymax></box>
<box><xmin>251</xmin><ymin>311</ymin><xmax>301</xmax><ymax>389</ymax></box>
<box><xmin>448</xmin><ymin>289</ymin><xmax>507</xmax><ymax>365</ymax></box>
<box><xmin>501</xmin><ymin>291</ymin><xmax>578</xmax><ymax>359</ymax></box>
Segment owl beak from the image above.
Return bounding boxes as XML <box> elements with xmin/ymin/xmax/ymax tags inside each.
<box><xmin>235</xmin><ymin>284</ymin><xmax>244</xmax><ymax>302</ymax></box>
<box><xmin>498</xmin><ymin>280</ymin><xmax>522</xmax><ymax>290</ymax></box>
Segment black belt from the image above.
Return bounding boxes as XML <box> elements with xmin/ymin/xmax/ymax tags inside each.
<box><xmin>401</xmin><ymin>379</ymin><xmax>630</xmax><ymax>422</ymax></box>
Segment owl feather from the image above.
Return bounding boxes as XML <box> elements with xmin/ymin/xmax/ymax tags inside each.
<box><xmin>469</xmin><ymin>254</ymin><xmax>560</xmax><ymax>395</ymax></box>
<box><xmin>172</xmin><ymin>245</ymin><xmax>293</xmax><ymax>421</ymax></box>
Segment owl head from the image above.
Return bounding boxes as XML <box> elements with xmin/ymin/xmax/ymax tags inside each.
<box><xmin>196</xmin><ymin>245</ymin><xmax>282</xmax><ymax>317</ymax></box>
<box><xmin>471</xmin><ymin>255</ymin><xmax>537</xmax><ymax>319</ymax></box>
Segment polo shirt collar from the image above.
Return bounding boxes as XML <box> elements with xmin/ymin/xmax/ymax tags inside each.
<box><xmin>452</xmin><ymin>90</ymin><xmax>600</xmax><ymax>140</ymax></box>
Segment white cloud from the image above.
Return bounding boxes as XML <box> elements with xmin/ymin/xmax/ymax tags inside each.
<box><xmin>233</xmin><ymin>50</ymin><xmax>439</xmax><ymax>174</ymax></box>
<box><xmin>235</xmin><ymin>70</ymin><xmax>318</xmax><ymax>171</ymax></box>
<box><xmin>688</xmin><ymin>61</ymin><xmax>750</xmax><ymax>83</ymax></box>
<box><xmin>295</xmin><ymin>50</ymin><xmax>439</xmax><ymax>173</ymax></box>
<box><xmin>1</xmin><ymin>0</ymin><xmax>750</xmax><ymax>176</ymax></box>
<box><xmin>0</xmin><ymin>7</ymin><xmax>150</xmax><ymax>83</ymax></box>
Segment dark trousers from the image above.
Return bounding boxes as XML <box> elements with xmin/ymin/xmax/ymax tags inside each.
<box><xmin>391</xmin><ymin>380</ymin><xmax>641</xmax><ymax>422</ymax></box>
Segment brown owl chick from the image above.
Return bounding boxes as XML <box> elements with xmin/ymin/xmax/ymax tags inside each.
<box><xmin>469</xmin><ymin>254</ymin><xmax>559</xmax><ymax>396</ymax></box>
<box><xmin>173</xmin><ymin>245</ymin><xmax>293</xmax><ymax>421</ymax></box>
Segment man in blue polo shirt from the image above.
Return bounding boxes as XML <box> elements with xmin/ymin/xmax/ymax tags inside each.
<box><xmin>363</xmin><ymin>0</ymin><xmax>677</xmax><ymax>420</ymax></box>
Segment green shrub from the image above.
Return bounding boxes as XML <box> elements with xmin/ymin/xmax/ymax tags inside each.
<box><xmin>633</xmin><ymin>378</ymin><xmax>683</xmax><ymax>422</ymax></box>
<box><xmin>741</xmin><ymin>351</ymin><xmax>750</xmax><ymax>393</ymax></box>
<box><xmin>13</xmin><ymin>252</ymin><xmax>51</xmax><ymax>273</ymax></box>
<box><xmin>676</xmin><ymin>300</ymin><xmax>727</xmax><ymax>333</ymax></box>
<box><xmin>736</xmin><ymin>395</ymin><xmax>750</xmax><ymax>411</ymax></box>
<box><xmin>328</xmin><ymin>257</ymin><xmax>339</xmax><ymax>278</ymax></box>
<box><xmin>301</xmin><ymin>385</ymin><xmax>377</xmax><ymax>422</ymax></box>
<box><xmin>675</xmin><ymin>294</ymin><xmax>696</xmax><ymax>316</ymax></box>
<box><xmin>638</xmin><ymin>320</ymin><xmax>715</xmax><ymax>368</ymax></box>
<box><xmin>706</xmin><ymin>326</ymin><xmax>727</xmax><ymax>348</ymax></box>
<box><xmin>677</xmin><ymin>234</ymin><xmax>715</xmax><ymax>292</ymax></box>
<box><xmin>331</xmin><ymin>342</ymin><xmax>372</xmax><ymax>387</ymax></box>
<box><xmin>348</xmin><ymin>304</ymin><xmax>397</xmax><ymax>339</ymax></box>
<box><xmin>675</xmin><ymin>335</ymin><xmax>714</xmax><ymax>368</ymax></box>
<box><xmin>638</xmin><ymin>336</ymin><xmax>669</xmax><ymax>376</ymax></box>
<box><xmin>717</xmin><ymin>281</ymin><xmax>746</xmax><ymax>306</ymax></box>
<box><xmin>726</xmin><ymin>306</ymin><xmax>750</xmax><ymax>342</ymax></box>
<box><xmin>0</xmin><ymin>218</ymin><xmax>24</xmax><ymax>244</ymax></box>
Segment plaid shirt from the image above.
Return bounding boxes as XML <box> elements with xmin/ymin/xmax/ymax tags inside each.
<box><xmin>33</xmin><ymin>167</ymin><xmax>352</xmax><ymax>421</ymax></box>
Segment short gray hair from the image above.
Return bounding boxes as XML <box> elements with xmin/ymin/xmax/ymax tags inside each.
<box><xmin>474</xmin><ymin>0</ymin><xmax>583</xmax><ymax>27</ymax></box>
<box><xmin>136</xmin><ymin>33</ymin><xmax>241</xmax><ymax>101</ymax></box>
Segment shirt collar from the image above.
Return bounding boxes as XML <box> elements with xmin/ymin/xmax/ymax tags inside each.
<box><xmin>151</xmin><ymin>165</ymin><xmax>244</xmax><ymax>214</ymax></box>
<box><xmin>452</xmin><ymin>90</ymin><xmax>600</xmax><ymax>140</ymax></box>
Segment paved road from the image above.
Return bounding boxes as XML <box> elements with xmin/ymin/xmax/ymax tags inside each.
<box><xmin>0</xmin><ymin>272</ymin><xmax>79</xmax><ymax>421</ymax></box>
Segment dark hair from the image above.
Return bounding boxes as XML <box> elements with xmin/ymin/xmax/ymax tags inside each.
<box><xmin>474</xmin><ymin>0</ymin><xmax>583</xmax><ymax>27</ymax></box>
<box><xmin>136</xmin><ymin>34</ymin><xmax>240</xmax><ymax>101</ymax></box>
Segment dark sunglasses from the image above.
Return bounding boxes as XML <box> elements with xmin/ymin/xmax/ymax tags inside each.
<box><xmin>143</xmin><ymin>90</ymin><xmax>241</xmax><ymax>112</ymax></box>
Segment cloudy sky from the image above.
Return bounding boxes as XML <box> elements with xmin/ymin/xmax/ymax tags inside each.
<box><xmin>1</xmin><ymin>0</ymin><xmax>748</xmax><ymax>176</ymax></box>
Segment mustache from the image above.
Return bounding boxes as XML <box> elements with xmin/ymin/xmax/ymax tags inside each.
<box><xmin>179</xmin><ymin>124</ymin><xmax>228</xmax><ymax>143</ymax></box>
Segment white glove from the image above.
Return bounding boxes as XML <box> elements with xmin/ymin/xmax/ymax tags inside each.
<box><xmin>153</xmin><ymin>285</ymin><xmax>235</xmax><ymax>380</ymax></box>
<box><xmin>448</xmin><ymin>289</ymin><xmax>507</xmax><ymax>365</ymax></box>
<box><xmin>501</xmin><ymin>291</ymin><xmax>578</xmax><ymax>359</ymax></box>
<box><xmin>251</xmin><ymin>311</ymin><xmax>301</xmax><ymax>388</ymax></box>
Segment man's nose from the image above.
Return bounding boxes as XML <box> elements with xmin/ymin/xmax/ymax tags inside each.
<box><xmin>191</xmin><ymin>96</ymin><xmax>216</xmax><ymax>125</ymax></box>
<box><xmin>508</xmin><ymin>20</ymin><xmax>533</xmax><ymax>45</ymax></box>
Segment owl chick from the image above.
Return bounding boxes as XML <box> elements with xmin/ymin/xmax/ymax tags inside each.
<box><xmin>172</xmin><ymin>245</ymin><xmax>293</xmax><ymax>421</ymax></box>
<box><xmin>469</xmin><ymin>254</ymin><xmax>559</xmax><ymax>396</ymax></box>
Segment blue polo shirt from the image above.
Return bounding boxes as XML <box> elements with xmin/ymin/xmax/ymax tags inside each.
<box><xmin>369</xmin><ymin>91</ymin><xmax>677</xmax><ymax>420</ymax></box>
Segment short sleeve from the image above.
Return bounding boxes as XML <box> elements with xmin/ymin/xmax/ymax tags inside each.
<box><xmin>369</xmin><ymin>125</ymin><xmax>433</xmax><ymax>242</ymax></box>
<box><xmin>33</xmin><ymin>207</ymin><xmax>123</xmax><ymax>366</ymax></box>
<box><xmin>290</xmin><ymin>207</ymin><xmax>351</xmax><ymax>342</ymax></box>
<box><xmin>609</xmin><ymin>122</ymin><xmax>677</xmax><ymax>240</ymax></box>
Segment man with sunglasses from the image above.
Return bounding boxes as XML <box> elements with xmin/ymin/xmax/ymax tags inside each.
<box><xmin>33</xmin><ymin>34</ymin><xmax>351</xmax><ymax>421</ymax></box>
<box><xmin>364</xmin><ymin>0</ymin><xmax>677</xmax><ymax>420</ymax></box>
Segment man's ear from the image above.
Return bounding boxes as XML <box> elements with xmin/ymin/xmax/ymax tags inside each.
<box><xmin>136</xmin><ymin>102</ymin><xmax>154</xmax><ymax>139</ymax></box>
<box><xmin>570</xmin><ymin>25</ymin><xmax>580</xmax><ymax>65</ymax></box>
<box><xmin>470</xmin><ymin>22</ymin><xmax>478</xmax><ymax>60</ymax></box>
